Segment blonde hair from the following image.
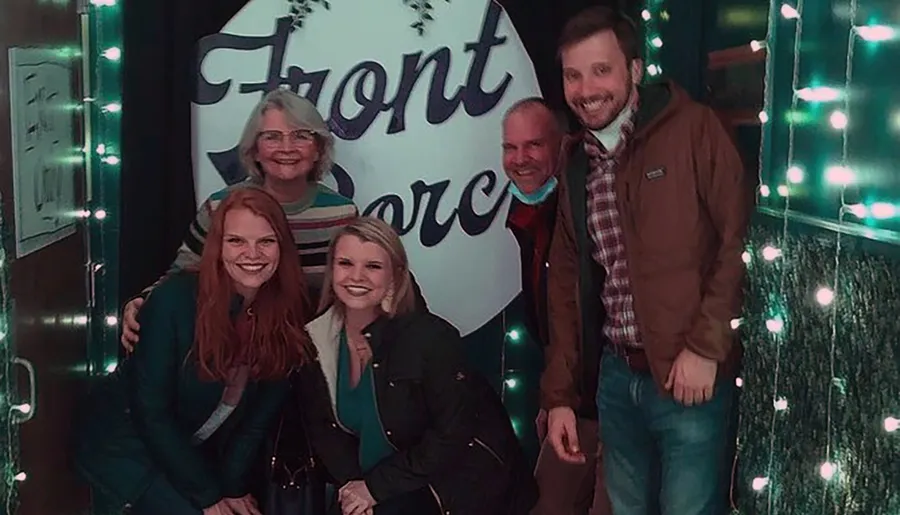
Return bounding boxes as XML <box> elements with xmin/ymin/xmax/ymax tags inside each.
<box><xmin>319</xmin><ymin>217</ymin><xmax>416</xmax><ymax>317</ymax></box>
<box><xmin>237</xmin><ymin>88</ymin><xmax>335</xmax><ymax>182</ymax></box>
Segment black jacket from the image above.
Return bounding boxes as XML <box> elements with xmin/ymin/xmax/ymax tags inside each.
<box><xmin>293</xmin><ymin>307</ymin><xmax>537</xmax><ymax>515</ymax></box>
<box><xmin>505</xmin><ymin>193</ymin><xmax>558</xmax><ymax>348</ymax></box>
<box><xmin>75</xmin><ymin>273</ymin><xmax>288</xmax><ymax>509</ymax></box>
<box><xmin>266</xmin><ymin>273</ymin><xmax>429</xmax><ymax>482</ymax></box>
<box><xmin>505</xmin><ymin>191</ymin><xmax>599</xmax><ymax>421</ymax></box>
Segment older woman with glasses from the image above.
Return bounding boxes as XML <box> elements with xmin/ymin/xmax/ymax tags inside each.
<box><xmin>121</xmin><ymin>88</ymin><xmax>358</xmax><ymax>350</ymax></box>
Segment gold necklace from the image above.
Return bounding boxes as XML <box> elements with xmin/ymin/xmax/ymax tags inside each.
<box><xmin>348</xmin><ymin>336</ymin><xmax>371</xmax><ymax>363</ymax></box>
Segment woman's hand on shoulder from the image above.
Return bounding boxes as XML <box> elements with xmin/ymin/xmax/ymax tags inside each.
<box><xmin>121</xmin><ymin>296</ymin><xmax>144</xmax><ymax>352</ymax></box>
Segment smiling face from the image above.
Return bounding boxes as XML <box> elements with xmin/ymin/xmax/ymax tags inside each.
<box><xmin>254</xmin><ymin>108</ymin><xmax>321</xmax><ymax>183</ymax></box>
<box><xmin>221</xmin><ymin>207</ymin><xmax>280</xmax><ymax>300</ymax></box>
<box><xmin>502</xmin><ymin>105</ymin><xmax>560</xmax><ymax>194</ymax></box>
<box><xmin>562</xmin><ymin>30</ymin><xmax>642</xmax><ymax>131</ymax></box>
<box><xmin>331</xmin><ymin>234</ymin><xmax>393</xmax><ymax>314</ymax></box>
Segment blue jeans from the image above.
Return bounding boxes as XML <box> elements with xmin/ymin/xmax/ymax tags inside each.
<box><xmin>597</xmin><ymin>354</ymin><xmax>732</xmax><ymax>515</ymax></box>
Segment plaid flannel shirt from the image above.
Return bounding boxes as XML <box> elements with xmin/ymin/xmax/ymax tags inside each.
<box><xmin>583</xmin><ymin>98</ymin><xmax>642</xmax><ymax>349</ymax></box>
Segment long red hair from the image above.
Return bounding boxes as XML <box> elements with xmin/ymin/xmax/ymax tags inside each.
<box><xmin>193</xmin><ymin>187</ymin><xmax>312</xmax><ymax>381</ymax></box>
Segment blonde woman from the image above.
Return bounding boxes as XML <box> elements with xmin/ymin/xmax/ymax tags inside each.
<box><xmin>293</xmin><ymin>217</ymin><xmax>537</xmax><ymax>515</ymax></box>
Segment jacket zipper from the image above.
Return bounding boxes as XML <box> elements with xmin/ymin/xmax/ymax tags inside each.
<box><xmin>368</xmin><ymin>369</ymin><xmax>399</xmax><ymax>451</ymax></box>
<box><xmin>319</xmin><ymin>365</ymin><xmax>353</xmax><ymax>435</ymax></box>
<box><xmin>332</xmin><ymin>411</ymin><xmax>353</xmax><ymax>434</ymax></box>
<box><xmin>428</xmin><ymin>484</ymin><xmax>445</xmax><ymax>513</ymax></box>
<box><xmin>473</xmin><ymin>437</ymin><xmax>505</xmax><ymax>466</ymax></box>
<box><xmin>369</xmin><ymin>367</ymin><xmax>444</xmax><ymax>513</ymax></box>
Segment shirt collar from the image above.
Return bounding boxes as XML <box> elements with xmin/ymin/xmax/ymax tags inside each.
<box><xmin>588</xmin><ymin>91</ymin><xmax>638</xmax><ymax>150</ymax></box>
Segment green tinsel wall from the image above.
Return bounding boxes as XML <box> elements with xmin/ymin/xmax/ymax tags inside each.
<box><xmin>738</xmin><ymin>219</ymin><xmax>900</xmax><ymax>514</ymax></box>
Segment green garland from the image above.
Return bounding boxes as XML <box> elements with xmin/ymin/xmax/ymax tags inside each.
<box><xmin>403</xmin><ymin>0</ymin><xmax>449</xmax><ymax>35</ymax></box>
<box><xmin>0</xmin><ymin>209</ymin><xmax>16</xmax><ymax>515</ymax></box>
<box><xmin>287</xmin><ymin>0</ymin><xmax>448</xmax><ymax>34</ymax></box>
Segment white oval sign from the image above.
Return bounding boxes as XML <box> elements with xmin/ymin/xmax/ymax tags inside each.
<box><xmin>193</xmin><ymin>0</ymin><xmax>540</xmax><ymax>335</ymax></box>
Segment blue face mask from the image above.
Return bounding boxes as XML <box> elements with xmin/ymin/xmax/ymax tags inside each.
<box><xmin>508</xmin><ymin>176</ymin><xmax>558</xmax><ymax>206</ymax></box>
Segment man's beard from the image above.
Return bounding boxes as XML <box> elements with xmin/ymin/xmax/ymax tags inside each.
<box><xmin>578</xmin><ymin>70</ymin><xmax>635</xmax><ymax>131</ymax></box>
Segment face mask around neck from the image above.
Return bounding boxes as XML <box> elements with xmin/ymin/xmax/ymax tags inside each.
<box><xmin>508</xmin><ymin>176</ymin><xmax>558</xmax><ymax>206</ymax></box>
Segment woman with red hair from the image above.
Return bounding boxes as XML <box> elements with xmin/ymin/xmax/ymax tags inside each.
<box><xmin>74</xmin><ymin>188</ymin><xmax>313</xmax><ymax>515</ymax></box>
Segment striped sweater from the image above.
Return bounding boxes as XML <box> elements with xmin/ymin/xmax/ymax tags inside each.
<box><xmin>146</xmin><ymin>178</ymin><xmax>357</xmax><ymax>304</ymax></box>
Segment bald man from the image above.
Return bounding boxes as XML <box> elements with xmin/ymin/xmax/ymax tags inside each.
<box><xmin>502</xmin><ymin>98</ymin><xmax>611</xmax><ymax>515</ymax></box>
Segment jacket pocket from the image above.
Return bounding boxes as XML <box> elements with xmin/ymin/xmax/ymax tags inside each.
<box><xmin>382</xmin><ymin>375</ymin><xmax>427</xmax><ymax>425</ymax></box>
<box><xmin>633</xmin><ymin>166</ymin><xmax>699</xmax><ymax>256</ymax></box>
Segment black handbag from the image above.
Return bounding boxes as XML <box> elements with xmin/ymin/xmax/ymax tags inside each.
<box><xmin>263</xmin><ymin>408</ymin><xmax>327</xmax><ymax>515</ymax></box>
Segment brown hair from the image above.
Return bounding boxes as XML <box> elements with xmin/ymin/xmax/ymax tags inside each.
<box><xmin>318</xmin><ymin>217</ymin><xmax>416</xmax><ymax>318</ymax></box>
<box><xmin>194</xmin><ymin>187</ymin><xmax>313</xmax><ymax>381</ymax></box>
<box><xmin>558</xmin><ymin>6</ymin><xmax>641</xmax><ymax>62</ymax></box>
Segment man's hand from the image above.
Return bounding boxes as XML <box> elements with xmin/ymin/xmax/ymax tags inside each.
<box><xmin>339</xmin><ymin>480</ymin><xmax>377</xmax><ymax>515</ymax></box>
<box><xmin>535</xmin><ymin>409</ymin><xmax>549</xmax><ymax>442</ymax></box>
<box><xmin>223</xmin><ymin>495</ymin><xmax>261</xmax><ymax>515</ymax></box>
<box><xmin>547</xmin><ymin>406</ymin><xmax>585</xmax><ymax>464</ymax></box>
<box><xmin>665</xmin><ymin>348</ymin><xmax>718</xmax><ymax>406</ymax></box>
<box><xmin>121</xmin><ymin>297</ymin><xmax>144</xmax><ymax>352</ymax></box>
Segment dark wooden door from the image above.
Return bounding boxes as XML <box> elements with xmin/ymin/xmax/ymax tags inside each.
<box><xmin>0</xmin><ymin>1</ymin><xmax>92</xmax><ymax>514</ymax></box>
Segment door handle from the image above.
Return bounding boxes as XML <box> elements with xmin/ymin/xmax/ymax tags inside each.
<box><xmin>12</xmin><ymin>357</ymin><xmax>36</xmax><ymax>423</ymax></box>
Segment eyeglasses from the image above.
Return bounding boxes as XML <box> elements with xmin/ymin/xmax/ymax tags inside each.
<box><xmin>257</xmin><ymin>129</ymin><xmax>317</xmax><ymax>148</ymax></box>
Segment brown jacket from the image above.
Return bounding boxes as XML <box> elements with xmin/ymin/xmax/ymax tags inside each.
<box><xmin>541</xmin><ymin>81</ymin><xmax>752</xmax><ymax>411</ymax></box>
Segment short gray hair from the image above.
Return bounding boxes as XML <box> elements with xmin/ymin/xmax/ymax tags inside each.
<box><xmin>503</xmin><ymin>96</ymin><xmax>568</xmax><ymax>134</ymax></box>
<box><xmin>238</xmin><ymin>88</ymin><xmax>335</xmax><ymax>182</ymax></box>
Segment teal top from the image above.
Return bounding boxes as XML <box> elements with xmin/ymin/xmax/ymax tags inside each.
<box><xmin>336</xmin><ymin>330</ymin><xmax>395</xmax><ymax>473</ymax></box>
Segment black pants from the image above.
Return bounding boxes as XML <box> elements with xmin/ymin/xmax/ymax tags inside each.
<box><xmin>327</xmin><ymin>487</ymin><xmax>440</xmax><ymax>515</ymax></box>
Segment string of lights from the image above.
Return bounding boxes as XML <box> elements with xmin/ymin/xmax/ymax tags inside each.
<box><xmin>84</xmin><ymin>0</ymin><xmax>122</xmax><ymax>379</ymax></box>
<box><xmin>0</xmin><ymin>0</ymin><xmax>122</xmax><ymax>508</ymax></box>
<box><xmin>752</xmin><ymin>0</ymin><xmax>806</xmax><ymax>510</ymax></box>
<box><xmin>0</xmin><ymin>0</ymin><xmax>121</xmax><ymax>510</ymax></box>
<box><xmin>2</xmin><ymin>219</ymin><xmax>19</xmax><ymax>515</ymax></box>
<box><xmin>640</xmin><ymin>0</ymin><xmax>666</xmax><ymax>79</ymax></box>
<box><xmin>743</xmin><ymin>1</ymin><xmax>899</xmax><ymax>513</ymax></box>
<box><xmin>500</xmin><ymin>307</ymin><xmax>524</xmax><ymax>437</ymax></box>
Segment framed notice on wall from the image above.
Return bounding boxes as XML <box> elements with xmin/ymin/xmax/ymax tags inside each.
<box><xmin>7</xmin><ymin>47</ymin><xmax>78</xmax><ymax>258</ymax></box>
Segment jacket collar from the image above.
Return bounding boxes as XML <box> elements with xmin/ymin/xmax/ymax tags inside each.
<box><xmin>563</xmin><ymin>145</ymin><xmax>590</xmax><ymax>249</ymax></box>
<box><xmin>505</xmin><ymin>188</ymin><xmax>558</xmax><ymax>224</ymax></box>
<box><xmin>306</xmin><ymin>306</ymin><xmax>344</xmax><ymax>411</ymax></box>
<box><xmin>305</xmin><ymin>306</ymin><xmax>397</xmax><ymax>409</ymax></box>
<box><xmin>632</xmin><ymin>79</ymin><xmax>681</xmax><ymax>141</ymax></box>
